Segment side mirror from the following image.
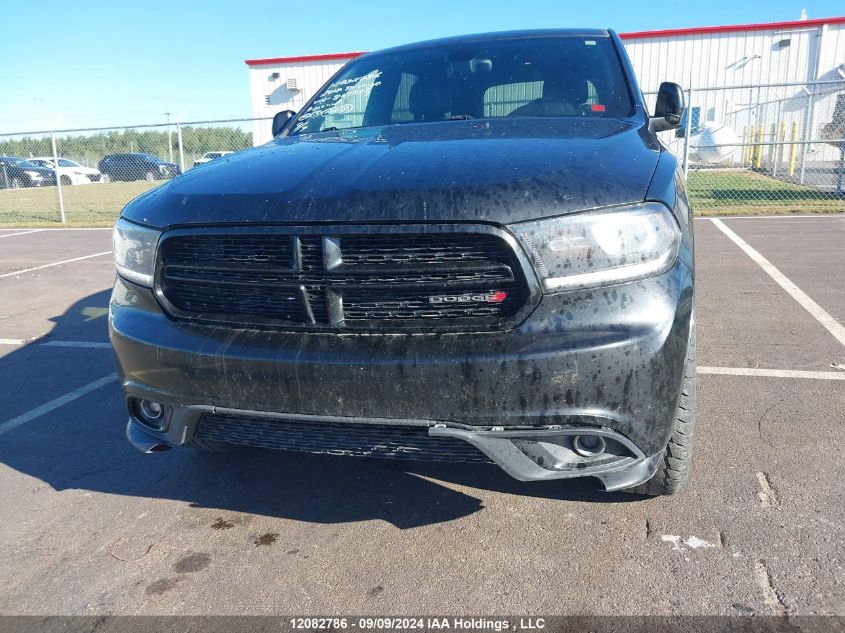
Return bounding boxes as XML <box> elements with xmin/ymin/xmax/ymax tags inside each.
<box><xmin>272</xmin><ymin>110</ymin><xmax>297</xmax><ymax>137</ymax></box>
<box><xmin>650</xmin><ymin>82</ymin><xmax>685</xmax><ymax>133</ymax></box>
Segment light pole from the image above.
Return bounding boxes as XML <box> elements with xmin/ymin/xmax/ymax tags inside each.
<box><xmin>165</xmin><ymin>112</ymin><xmax>173</xmax><ymax>162</ymax></box>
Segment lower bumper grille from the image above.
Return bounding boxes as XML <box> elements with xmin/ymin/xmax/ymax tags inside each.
<box><xmin>195</xmin><ymin>413</ymin><xmax>493</xmax><ymax>463</ymax></box>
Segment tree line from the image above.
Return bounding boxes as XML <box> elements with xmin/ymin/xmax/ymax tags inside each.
<box><xmin>0</xmin><ymin>126</ymin><xmax>254</xmax><ymax>166</ymax></box>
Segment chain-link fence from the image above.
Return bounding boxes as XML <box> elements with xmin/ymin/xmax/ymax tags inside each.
<box><xmin>0</xmin><ymin>118</ymin><xmax>269</xmax><ymax>226</ymax></box>
<box><xmin>647</xmin><ymin>78</ymin><xmax>845</xmax><ymax>215</ymax></box>
<box><xmin>1</xmin><ymin>79</ymin><xmax>844</xmax><ymax>226</ymax></box>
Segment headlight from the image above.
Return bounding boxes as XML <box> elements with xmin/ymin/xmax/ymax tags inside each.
<box><xmin>509</xmin><ymin>202</ymin><xmax>680</xmax><ymax>292</ymax></box>
<box><xmin>113</xmin><ymin>218</ymin><xmax>160</xmax><ymax>286</ymax></box>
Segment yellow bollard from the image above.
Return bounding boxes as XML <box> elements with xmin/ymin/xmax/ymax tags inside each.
<box><xmin>748</xmin><ymin>127</ymin><xmax>756</xmax><ymax>167</ymax></box>
<box><xmin>755</xmin><ymin>125</ymin><xmax>764</xmax><ymax>170</ymax></box>
<box><xmin>788</xmin><ymin>121</ymin><xmax>798</xmax><ymax>176</ymax></box>
<box><xmin>778</xmin><ymin>122</ymin><xmax>787</xmax><ymax>165</ymax></box>
<box><xmin>769</xmin><ymin>123</ymin><xmax>777</xmax><ymax>168</ymax></box>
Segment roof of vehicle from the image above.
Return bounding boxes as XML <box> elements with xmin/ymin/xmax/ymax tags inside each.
<box><xmin>245</xmin><ymin>29</ymin><xmax>611</xmax><ymax>66</ymax></box>
<box><xmin>103</xmin><ymin>153</ymin><xmax>159</xmax><ymax>159</ymax></box>
<box><xmin>362</xmin><ymin>29</ymin><xmax>612</xmax><ymax>58</ymax></box>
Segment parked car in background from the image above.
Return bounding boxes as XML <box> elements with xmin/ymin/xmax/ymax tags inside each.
<box><xmin>0</xmin><ymin>156</ymin><xmax>57</xmax><ymax>189</ymax></box>
<box><xmin>98</xmin><ymin>153</ymin><xmax>181</xmax><ymax>182</ymax></box>
<box><xmin>192</xmin><ymin>151</ymin><xmax>234</xmax><ymax>168</ymax></box>
<box><xmin>28</xmin><ymin>157</ymin><xmax>102</xmax><ymax>185</ymax></box>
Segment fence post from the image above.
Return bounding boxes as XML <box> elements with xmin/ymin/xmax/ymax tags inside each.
<box><xmin>176</xmin><ymin>123</ymin><xmax>185</xmax><ymax>173</ymax></box>
<box><xmin>682</xmin><ymin>87</ymin><xmax>692</xmax><ymax>179</ymax></box>
<box><xmin>769</xmin><ymin>123</ymin><xmax>778</xmax><ymax>177</ymax></box>
<box><xmin>800</xmin><ymin>92</ymin><xmax>814</xmax><ymax>184</ymax></box>
<box><xmin>789</xmin><ymin>122</ymin><xmax>798</xmax><ymax>176</ymax></box>
<box><xmin>50</xmin><ymin>131</ymin><xmax>66</xmax><ymax>224</ymax></box>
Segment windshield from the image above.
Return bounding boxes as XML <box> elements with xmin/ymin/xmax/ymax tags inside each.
<box><xmin>291</xmin><ymin>35</ymin><xmax>633</xmax><ymax>135</ymax></box>
<box><xmin>12</xmin><ymin>159</ymin><xmax>40</xmax><ymax>169</ymax></box>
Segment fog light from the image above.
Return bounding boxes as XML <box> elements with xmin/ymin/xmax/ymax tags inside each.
<box><xmin>139</xmin><ymin>400</ymin><xmax>164</xmax><ymax>424</ymax></box>
<box><xmin>573</xmin><ymin>434</ymin><xmax>607</xmax><ymax>458</ymax></box>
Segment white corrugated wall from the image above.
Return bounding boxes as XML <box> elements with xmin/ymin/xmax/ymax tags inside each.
<box><xmin>247</xmin><ymin>22</ymin><xmax>845</xmax><ymax>146</ymax></box>
<box><xmin>248</xmin><ymin>59</ymin><xmax>352</xmax><ymax>144</ymax></box>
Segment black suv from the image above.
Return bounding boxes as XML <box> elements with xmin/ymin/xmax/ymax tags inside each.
<box><xmin>110</xmin><ymin>30</ymin><xmax>695</xmax><ymax>496</ymax></box>
<box><xmin>0</xmin><ymin>157</ymin><xmax>57</xmax><ymax>188</ymax></box>
<box><xmin>98</xmin><ymin>153</ymin><xmax>181</xmax><ymax>182</ymax></box>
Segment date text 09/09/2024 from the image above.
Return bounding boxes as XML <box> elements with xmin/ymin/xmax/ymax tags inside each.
<box><xmin>290</xmin><ymin>617</ymin><xmax>547</xmax><ymax>630</ymax></box>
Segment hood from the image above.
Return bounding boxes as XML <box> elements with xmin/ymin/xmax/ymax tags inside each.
<box><xmin>122</xmin><ymin>118</ymin><xmax>662</xmax><ymax>228</ymax></box>
<box><xmin>25</xmin><ymin>165</ymin><xmax>55</xmax><ymax>175</ymax></box>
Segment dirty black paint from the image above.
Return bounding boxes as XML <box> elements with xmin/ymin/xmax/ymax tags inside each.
<box><xmin>111</xmin><ymin>29</ymin><xmax>695</xmax><ymax>490</ymax></box>
<box><xmin>121</xmin><ymin>117</ymin><xmax>660</xmax><ymax>230</ymax></box>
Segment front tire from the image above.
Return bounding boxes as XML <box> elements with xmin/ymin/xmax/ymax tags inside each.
<box><xmin>144</xmin><ymin>170</ymin><xmax>156</xmax><ymax>181</ymax></box>
<box><xmin>625</xmin><ymin>326</ymin><xmax>696</xmax><ymax>496</ymax></box>
<box><xmin>11</xmin><ymin>177</ymin><xmax>22</xmax><ymax>189</ymax></box>
<box><xmin>60</xmin><ymin>175</ymin><xmax>72</xmax><ymax>186</ymax></box>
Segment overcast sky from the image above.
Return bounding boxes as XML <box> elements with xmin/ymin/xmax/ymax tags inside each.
<box><xmin>1</xmin><ymin>0</ymin><xmax>842</xmax><ymax>133</ymax></box>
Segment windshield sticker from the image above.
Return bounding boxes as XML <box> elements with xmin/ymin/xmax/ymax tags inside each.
<box><xmin>295</xmin><ymin>70</ymin><xmax>382</xmax><ymax>131</ymax></box>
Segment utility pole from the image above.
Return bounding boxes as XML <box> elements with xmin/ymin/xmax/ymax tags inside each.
<box><xmin>165</xmin><ymin>112</ymin><xmax>173</xmax><ymax>162</ymax></box>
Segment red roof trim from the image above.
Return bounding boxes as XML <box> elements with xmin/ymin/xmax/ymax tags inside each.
<box><xmin>620</xmin><ymin>15</ymin><xmax>845</xmax><ymax>39</ymax></box>
<box><xmin>245</xmin><ymin>51</ymin><xmax>364</xmax><ymax>66</ymax></box>
<box><xmin>244</xmin><ymin>16</ymin><xmax>845</xmax><ymax>65</ymax></box>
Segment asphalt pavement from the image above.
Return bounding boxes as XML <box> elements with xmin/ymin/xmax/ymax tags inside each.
<box><xmin>0</xmin><ymin>217</ymin><xmax>843</xmax><ymax>616</ymax></box>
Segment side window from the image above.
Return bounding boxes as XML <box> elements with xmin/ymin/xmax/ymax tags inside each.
<box><xmin>390</xmin><ymin>73</ymin><xmax>418</xmax><ymax>123</ymax></box>
<box><xmin>483</xmin><ymin>81</ymin><xmax>543</xmax><ymax>117</ymax></box>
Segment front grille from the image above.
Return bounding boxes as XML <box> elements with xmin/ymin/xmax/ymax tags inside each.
<box><xmin>157</xmin><ymin>228</ymin><xmax>531</xmax><ymax>331</ymax></box>
<box><xmin>195</xmin><ymin>413</ymin><xmax>492</xmax><ymax>463</ymax></box>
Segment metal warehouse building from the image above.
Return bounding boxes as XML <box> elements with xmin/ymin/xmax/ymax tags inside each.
<box><xmin>245</xmin><ymin>16</ymin><xmax>845</xmax><ymax>167</ymax></box>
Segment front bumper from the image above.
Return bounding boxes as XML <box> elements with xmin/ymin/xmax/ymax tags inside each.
<box><xmin>29</xmin><ymin>176</ymin><xmax>56</xmax><ymax>187</ymax></box>
<box><xmin>110</xmin><ymin>257</ymin><xmax>692</xmax><ymax>488</ymax></box>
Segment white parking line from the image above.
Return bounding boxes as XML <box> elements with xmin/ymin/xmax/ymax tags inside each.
<box><xmin>0</xmin><ymin>229</ymin><xmax>45</xmax><ymax>238</ymax></box>
<box><xmin>0</xmin><ymin>374</ymin><xmax>117</xmax><ymax>437</ymax></box>
<box><xmin>0</xmin><ymin>339</ymin><xmax>109</xmax><ymax>348</ymax></box>
<box><xmin>698</xmin><ymin>366</ymin><xmax>845</xmax><ymax>380</ymax></box>
<box><xmin>0</xmin><ymin>251</ymin><xmax>112</xmax><ymax>279</ymax></box>
<box><xmin>41</xmin><ymin>340</ymin><xmax>112</xmax><ymax>349</ymax></box>
<box><xmin>695</xmin><ymin>214</ymin><xmax>844</xmax><ymax>221</ymax></box>
<box><xmin>710</xmin><ymin>218</ymin><xmax>845</xmax><ymax>347</ymax></box>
